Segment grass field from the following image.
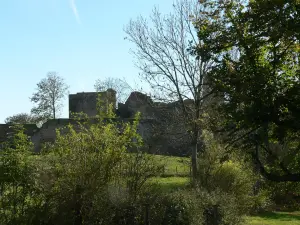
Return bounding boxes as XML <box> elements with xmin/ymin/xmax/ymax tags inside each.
<box><xmin>147</xmin><ymin>155</ymin><xmax>191</xmax><ymax>192</ymax></box>
<box><xmin>153</xmin><ymin>154</ymin><xmax>190</xmax><ymax>176</ymax></box>
<box><xmin>150</xmin><ymin>176</ymin><xmax>190</xmax><ymax>192</ymax></box>
<box><xmin>246</xmin><ymin>211</ymin><xmax>300</xmax><ymax>225</ymax></box>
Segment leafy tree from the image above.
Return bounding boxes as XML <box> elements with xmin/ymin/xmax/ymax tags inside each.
<box><xmin>42</xmin><ymin>109</ymin><xmax>141</xmax><ymax>224</ymax></box>
<box><xmin>30</xmin><ymin>72</ymin><xmax>69</xmax><ymax>120</ymax></box>
<box><xmin>0</xmin><ymin>125</ymin><xmax>41</xmax><ymax>224</ymax></box>
<box><xmin>125</xmin><ymin>0</ymin><xmax>216</xmax><ymax>179</ymax></box>
<box><xmin>194</xmin><ymin>0</ymin><xmax>300</xmax><ymax>182</ymax></box>
<box><xmin>94</xmin><ymin>77</ymin><xmax>132</xmax><ymax>103</ymax></box>
<box><xmin>4</xmin><ymin>113</ymin><xmax>41</xmax><ymax>125</ymax></box>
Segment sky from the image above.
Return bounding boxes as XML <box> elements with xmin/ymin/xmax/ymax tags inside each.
<box><xmin>0</xmin><ymin>0</ymin><xmax>175</xmax><ymax>123</ymax></box>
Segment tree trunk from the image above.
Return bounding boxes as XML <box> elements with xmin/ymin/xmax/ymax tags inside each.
<box><xmin>74</xmin><ymin>185</ymin><xmax>83</xmax><ymax>225</ymax></box>
<box><xmin>191</xmin><ymin>128</ymin><xmax>199</xmax><ymax>181</ymax></box>
<box><xmin>191</xmin><ymin>99</ymin><xmax>201</xmax><ymax>181</ymax></box>
<box><xmin>53</xmin><ymin>105</ymin><xmax>56</xmax><ymax>119</ymax></box>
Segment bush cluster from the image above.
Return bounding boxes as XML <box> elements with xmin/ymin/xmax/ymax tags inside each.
<box><xmin>0</xmin><ymin>121</ymin><xmax>269</xmax><ymax>224</ymax></box>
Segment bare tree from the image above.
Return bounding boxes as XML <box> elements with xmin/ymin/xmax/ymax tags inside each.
<box><xmin>125</xmin><ymin>0</ymin><xmax>214</xmax><ymax>179</ymax></box>
<box><xmin>30</xmin><ymin>72</ymin><xmax>69</xmax><ymax>120</ymax></box>
<box><xmin>94</xmin><ymin>77</ymin><xmax>132</xmax><ymax>103</ymax></box>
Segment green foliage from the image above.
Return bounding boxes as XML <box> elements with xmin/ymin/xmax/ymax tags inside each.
<box><xmin>0</xmin><ymin>124</ymin><xmax>283</xmax><ymax>225</ymax></box>
<box><xmin>153</xmin><ymin>155</ymin><xmax>190</xmax><ymax>177</ymax></box>
<box><xmin>153</xmin><ymin>191</ymin><xmax>201</xmax><ymax>225</ymax></box>
<box><xmin>0</xmin><ymin>125</ymin><xmax>43</xmax><ymax>224</ymax></box>
<box><xmin>96</xmin><ymin>189</ymin><xmax>202</xmax><ymax>225</ymax></box>
<box><xmin>0</xmin><ymin>97</ymin><xmax>166</xmax><ymax>224</ymax></box>
<box><xmin>194</xmin><ymin>130</ymin><xmax>269</xmax><ymax>223</ymax></box>
<box><xmin>150</xmin><ymin>177</ymin><xmax>190</xmax><ymax>193</ymax></box>
<box><xmin>122</xmin><ymin>151</ymin><xmax>164</xmax><ymax>199</ymax></box>
<box><xmin>195</xmin><ymin>0</ymin><xmax>300</xmax><ymax>182</ymax></box>
<box><xmin>266</xmin><ymin>181</ymin><xmax>300</xmax><ymax>210</ymax></box>
<box><xmin>34</xmin><ymin>103</ymin><xmax>144</xmax><ymax>224</ymax></box>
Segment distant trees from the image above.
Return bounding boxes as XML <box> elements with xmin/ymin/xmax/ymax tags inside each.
<box><xmin>30</xmin><ymin>72</ymin><xmax>69</xmax><ymax>120</ymax></box>
<box><xmin>125</xmin><ymin>0</ymin><xmax>215</xmax><ymax>179</ymax></box>
<box><xmin>4</xmin><ymin>113</ymin><xmax>40</xmax><ymax>125</ymax></box>
<box><xmin>94</xmin><ymin>77</ymin><xmax>131</xmax><ymax>103</ymax></box>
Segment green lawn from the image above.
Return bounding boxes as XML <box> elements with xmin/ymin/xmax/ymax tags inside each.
<box><xmin>246</xmin><ymin>211</ymin><xmax>300</xmax><ymax>225</ymax></box>
<box><xmin>153</xmin><ymin>154</ymin><xmax>190</xmax><ymax>176</ymax></box>
<box><xmin>150</xmin><ymin>176</ymin><xmax>190</xmax><ymax>192</ymax></box>
<box><xmin>150</xmin><ymin>155</ymin><xmax>190</xmax><ymax>192</ymax></box>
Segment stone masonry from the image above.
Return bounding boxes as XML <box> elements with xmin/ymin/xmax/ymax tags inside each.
<box><xmin>0</xmin><ymin>89</ymin><xmax>192</xmax><ymax>156</ymax></box>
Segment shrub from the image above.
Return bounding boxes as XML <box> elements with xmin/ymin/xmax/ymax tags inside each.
<box><xmin>265</xmin><ymin>181</ymin><xmax>300</xmax><ymax>211</ymax></box>
<box><xmin>0</xmin><ymin>125</ymin><xmax>45</xmax><ymax>225</ymax></box>
<box><xmin>194</xmin><ymin>130</ymin><xmax>269</xmax><ymax>224</ymax></box>
<box><xmin>97</xmin><ymin>188</ymin><xmax>201</xmax><ymax>225</ymax></box>
<box><xmin>0</xmin><ymin>105</ymin><xmax>154</xmax><ymax>224</ymax></box>
<box><xmin>35</xmin><ymin>109</ymin><xmax>145</xmax><ymax>224</ymax></box>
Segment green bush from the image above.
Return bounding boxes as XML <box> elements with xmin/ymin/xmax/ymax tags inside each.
<box><xmin>0</xmin><ymin>106</ymin><xmax>152</xmax><ymax>224</ymax></box>
<box><xmin>96</xmin><ymin>188</ymin><xmax>200</xmax><ymax>225</ymax></box>
<box><xmin>151</xmin><ymin>191</ymin><xmax>200</xmax><ymax>225</ymax></box>
<box><xmin>265</xmin><ymin>181</ymin><xmax>300</xmax><ymax>211</ymax></box>
<box><xmin>0</xmin><ymin>125</ymin><xmax>45</xmax><ymax>225</ymax></box>
<box><xmin>194</xmin><ymin>130</ymin><xmax>270</xmax><ymax>224</ymax></box>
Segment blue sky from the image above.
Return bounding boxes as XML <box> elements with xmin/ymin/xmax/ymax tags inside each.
<box><xmin>0</xmin><ymin>0</ymin><xmax>174</xmax><ymax>123</ymax></box>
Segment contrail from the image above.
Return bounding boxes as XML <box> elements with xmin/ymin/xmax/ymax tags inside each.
<box><xmin>69</xmin><ymin>0</ymin><xmax>81</xmax><ymax>24</ymax></box>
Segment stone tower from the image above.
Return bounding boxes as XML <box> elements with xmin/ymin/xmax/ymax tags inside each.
<box><xmin>69</xmin><ymin>89</ymin><xmax>117</xmax><ymax>118</ymax></box>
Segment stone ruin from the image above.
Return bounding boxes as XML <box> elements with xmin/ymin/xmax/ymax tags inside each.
<box><xmin>0</xmin><ymin>89</ymin><xmax>193</xmax><ymax>156</ymax></box>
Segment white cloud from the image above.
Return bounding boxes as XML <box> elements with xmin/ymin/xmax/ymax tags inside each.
<box><xmin>69</xmin><ymin>0</ymin><xmax>81</xmax><ymax>24</ymax></box>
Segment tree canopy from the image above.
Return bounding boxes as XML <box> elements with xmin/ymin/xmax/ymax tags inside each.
<box><xmin>30</xmin><ymin>72</ymin><xmax>69</xmax><ymax>120</ymax></box>
<box><xmin>4</xmin><ymin>113</ymin><xmax>40</xmax><ymax>125</ymax></box>
<box><xmin>194</xmin><ymin>0</ymin><xmax>300</xmax><ymax>182</ymax></box>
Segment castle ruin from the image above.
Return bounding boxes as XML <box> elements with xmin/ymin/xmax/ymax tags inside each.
<box><xmin>0</xmin><ymin>90</ymin><xmax>192</xmax><ymax>156</ymax></box>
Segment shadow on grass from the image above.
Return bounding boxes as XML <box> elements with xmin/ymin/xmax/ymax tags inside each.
<box><xmin>257</xmin><ymin>212</ymin><xmax>300</xmax><ymax>221</ymax></box>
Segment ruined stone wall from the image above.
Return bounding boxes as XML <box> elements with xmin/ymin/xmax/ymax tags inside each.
<box><xmin>0</xmin><ymin>90</ymin><xmax>116</xmax><ymax>151</ymax></box>
<box><xmin>0</xmin><ymin>90</ymin><xmax>193</xmax><ymax>156</ymax></box>
<box><xmin>0</xmin><ymin>123</ymin><xmax>40</xmax><ymax>150</ymax></box>
<box><xmin>31</xmin><ymin>117</ymin><xmax>158</xmax><ymax>153</ymax></box>
<box><xmin>31</xmin><ymin>119</ymin><xmax>74</xmax><ymax>152</ymax></box>
<box><xmin>117</xmin><ymin>91</ymin><xmax>193</xmax><ymax>156</ymax></box>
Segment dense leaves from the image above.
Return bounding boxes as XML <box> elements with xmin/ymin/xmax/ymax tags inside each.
<box><xmin>195</xmin><ymin>0</ymin><xmax>300</xmax><ymax>181</ymax></box>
